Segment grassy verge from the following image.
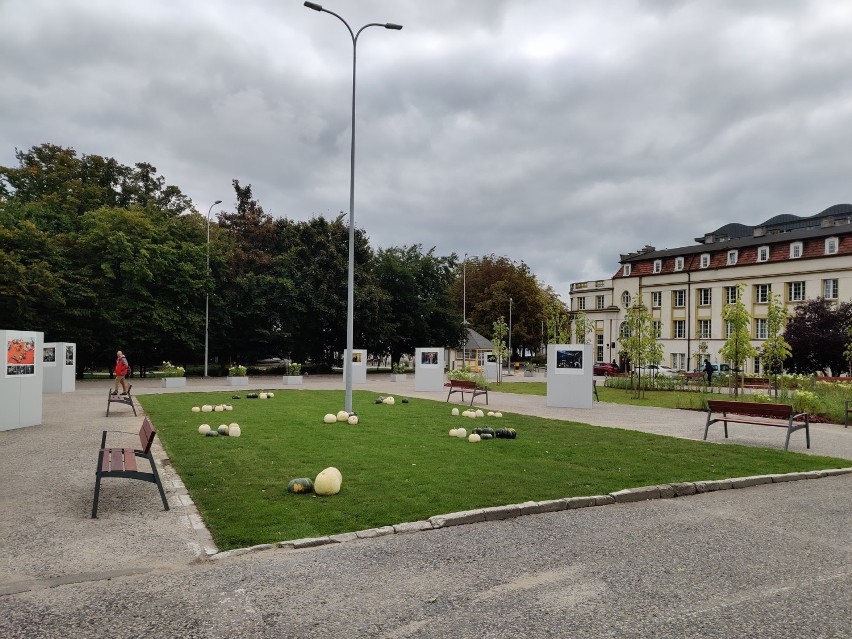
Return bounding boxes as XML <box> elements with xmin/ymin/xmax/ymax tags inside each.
<box><xmin>138</xmin><ymin>390</ymin><xmax>847</xmax><ymax>550</ymax></box>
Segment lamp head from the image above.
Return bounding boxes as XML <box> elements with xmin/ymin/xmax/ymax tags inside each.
<box><xmin>304</xmin><ymin>2</ymin><xmax>322</xmax><ymax>11</ymax></box>
<box><xmin>214</xmin><ymin>200</ymin><xmax>222</xmax><ymax>205</ymax></box>
<box><xmin>385</xmin><ymin>23</ymin><xmax>403</xmax><ymax>30</ymax></box>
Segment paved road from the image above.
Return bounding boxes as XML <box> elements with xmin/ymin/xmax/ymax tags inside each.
<box><xmin>1</xmin><ymin>376</ymin><xmax>850</xmax><ymax>638</ymax></box>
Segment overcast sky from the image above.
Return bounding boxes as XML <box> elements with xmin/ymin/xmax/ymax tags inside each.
<box><xmin>3</xmin><ymin>1</ymin><xmax>852</xmax><ymax>298</ymax></box>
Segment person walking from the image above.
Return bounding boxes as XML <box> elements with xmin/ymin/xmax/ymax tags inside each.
<box><xmin>703</xmin><ymin>359</ymin><xmax>714</xmax><ymax>385</ymax></box>
<box><xmin>112</xmin><ymin>350</ymin><xmax>131</xmax><ymax>395</ymax></box>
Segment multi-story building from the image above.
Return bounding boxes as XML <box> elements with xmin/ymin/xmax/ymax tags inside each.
<box><xmin>569</xmin><ymin>203</ymin><xmax>852</xmax><ymax>372</ymax></box>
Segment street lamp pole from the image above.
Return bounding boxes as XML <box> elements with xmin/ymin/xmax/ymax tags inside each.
<box><xmin>508</xmin><ymin>296</ymin><xmax>513</xmax><ymax>375</ymax></box>
<box><xmin>304</xmin><ymin>2</ymin><xmax>402</xmax><ymax>414</ymax></box>
<box><xmin>462</xmin><ymin>253</ymin><xmax>467</xmax><ymax>369</ymax></box>
<box><xmin>204</xmin><ymin>199</ymin><xmax>222</xmax><ymax>378</ymax></box>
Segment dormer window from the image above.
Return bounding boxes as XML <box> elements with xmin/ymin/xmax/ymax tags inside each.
<box><xmin>790</xmin><ymin>241</ymin><xmax>802</xmax><ymax>258</ymax></box>
<box><xmin>825</xmin><ymin>237</ymin><xmax>838</xmax><ymax>255</ymax></box>
<box><xmin>623</xmin><ymin>264</ymin><xmax>631</xmax><ymax>276</ymax></box>
<box><xmin>674</xmin><ymin>256</ymin><xmax>684</xmax><ymax>271</ymax></box>
<box><xmin>727</xmin><ymin>250</ymin><xmax>738</xmax><ymax>265</ymax></box>
<box><xmin>700</xmin><ymin>253</ymin><xmax>710</xmax><ymax>268</ymax></box>
<box><xmin>652</xmin><ymin>259</ymin><xmax>662</xmax><ymax>274</ymax></box>
<box><xmin>757</xmin><ymin>245</ymin><xmax>769</xmax><ymax>262</ymax></box>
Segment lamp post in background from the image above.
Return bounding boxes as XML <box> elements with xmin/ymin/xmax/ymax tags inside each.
<box><xmin>304</xmin><ymin>2</ymin><xmax>402</xmax><ymax>413</ymax></box>
<box><xmin>204</xmin><ymin>199</ymin><xmax>222</xmax><ymax>378</ymax></box>
<box><xmin>462</xmin><ymin>253</ymin><xmax>467</xmax><ymax>369</ymax></box>
<box><xmin>508</xmin><ymin>296</ymin><xmax>513</xmax><ymax>375</ymax></box>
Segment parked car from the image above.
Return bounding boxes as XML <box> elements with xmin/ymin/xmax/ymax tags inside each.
<box><xmin>634</xmin><ymin>364</ymin><xmax>678</xmax><ymax>377</ymax></box>
<box><xmin>593</xmin><ymin>362</ymin><xmax>619</xmax><ymax>376</ymax></box>
<box><xmin>692</xmin><ymin>363</ymin><xmax>730</xmax><ymax>373</ymax></box>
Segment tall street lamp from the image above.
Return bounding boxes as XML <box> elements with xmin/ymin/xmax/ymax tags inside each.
<box><xmin>204</xmin><ymin>199</ymin><xmax>222</xmax><ymax>378</ymax></box>
<box><xmin>462</xmin><ymin>253</ymin><xmax>467</xmax><ymax>369</ymax></box>
<box><xmin>508</xmin><ymin>296</ymin><xmax>513</xmax><ymax>375</ymax></box>
<box><xmin>304</xmin><ymin>2</ymin><xmax>402</xmax><ymax>414</ymax></box>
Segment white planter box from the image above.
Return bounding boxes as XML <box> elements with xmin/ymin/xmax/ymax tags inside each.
<box><xmin>390</xmin><ymin>374</ymin><xmax>408</xmax><ymax>382</ymax></box>
<box><xmin>523</xmin><ymin>371</ymin><xmax>536</xmax><ymax>377</ymax></box>
<box><xmin>161</xmin><ymin>377</ymin><xmax>187</xmax><ymax>388</ymax></box>
<box><xmin>227</xmin><ymin>376</ymin><xmax>249</xmax><ymax>386</ymax></box>
<box><xmin>283</xmin><ymin>375</ymin><xmax>303</xmax><ymax>385</ymax></box>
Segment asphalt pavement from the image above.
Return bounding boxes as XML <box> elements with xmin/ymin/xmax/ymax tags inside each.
<box><xmin>1</xmin><ymin>374</ymin><xmax>850</xmax><ymax>638</ymax></box>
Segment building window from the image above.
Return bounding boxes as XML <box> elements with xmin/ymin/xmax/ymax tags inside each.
<box><xmin>674</xmin><ymin>256</ymin><xmax>684</xmax><ymax>271</ymax></box>
<box><xmin>727</xmin><ymin>250</ymin><xmax>738</xmax><ymax>265</ymax></box>
<box><xmin>823</xmin><ymin>279</ymin><xmax>839</xmax><ymax>299</ymax></box>
<box><xmin>787</xmin><ymin>281</ymin><xmax>805</xmax><ymax>302</ymax></box>
<box><xmin>653</xmin><ymin>259</ymin><xmax>662</xmax><ymax>274</ymax></box>
<box><xmin>673</xmin><ymin>289</ymin><xmax>686</xmax><ymax>308</ymax></box>
<box><xmin>651</xmin><ymin>291</ymin><xmax>662</xmax><ymax>308</ymax></box>
<box><xmin>671</xmin><ymin>353</ymin><xmax>686</xmax><ymax>371</ymax></box>
<box><xmin>754</xmin><ymin>284</ymin><xmax>770</xmax><ymax>304</ymax></box>
<box><xmin>700</xmin><ymin>253</ymin><xmax>710</xmax><ymax>268</ymax></box>
<box><xmin>623</xmin><ymin>264</ymin><xmax>631</xmax><ymax>276</ymax></box>
<box><xmin>673</xmin><ymin>320</ymin><xmax>686</xmax><ymax>339</ymax></box>
<box><xmin>596</xmin><ymin>333</ymin><xmax>604</xmax><ymax>363</ymax></box>
<box><xmin>754</xmin><ymin>357</ymin><xmax>761</xmax><ymax>374</ymax></box>
<box><xmin>596</xmin><ymin>295</ymin><xmax>605</xmax><ymax>309</ymax></box>
<box><xmin>755</xmin><ymin>318</ymin><xmax>768</xmax><ymax>340</ymax></box>
<box><xmin>725</xmin><ymin>286</ymin><xmax>738</xmax><ymax>305</ymax></box>
<box><xmin>725</xmin><ymin>320</ymin><xmax>733</xmax><ymax>338</ymax></box>
<box><xmin>621</xmin><ymin>291</ymin><xmax>631</xmax><ymax>308</ymax></box>
<box><xmin>698</xmin><ymin>319</ymin><xmax>711</xmax><ymax>339</ymax></box>
<box><xmin>698</xmin><ymin>288</ymin><xmax>711</xmax><ymax>306</ymax></box>
<box><xmin>619</xmin><ymin>322</ymin><xmax>630</xmax><ymax>338</ymax></box>
<box><xmin>790</xmin><ymin>241</ymin><xmax>802</xmax><ymax>259</ymax></box>
<box><xmin>825</xmin><ymin>237</ymin><xmax>838</xmax><ymax>255</ymax></box>
<box><xmin>577</xmin><ymin>297</ymin><xmax>586</xmax><ymax>310</ymax></box>
<box><xmin>653</xmin><ymin>321</ymin><xmax>662</xmax><ymax>338</ymax></box>
<box><xmin>757</xmin><ymin>245</ymin><xmax>769</xmax><ymax>262</ymax></box>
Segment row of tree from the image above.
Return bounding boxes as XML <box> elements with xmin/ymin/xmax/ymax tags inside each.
<box><xmin>1</xmin><ymin>143</ymin><xmax>569</xmax><ymax>375</ymax></box>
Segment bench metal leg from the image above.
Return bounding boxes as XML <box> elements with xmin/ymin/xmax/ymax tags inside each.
<box><xmin>91</xmin><ymin>451</ymin><xmax>105</xmax><ymax>518</ymax></box>
<box><xmin>146</xmin><ymin>453</ymin><xmax>170</xmax><ymax>512</ymax></box>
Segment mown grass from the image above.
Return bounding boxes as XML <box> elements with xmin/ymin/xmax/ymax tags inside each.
<box><xmin>138</xmin><ymin>390</ymin><xmax>848</xmax><ymax>550</ymax></box>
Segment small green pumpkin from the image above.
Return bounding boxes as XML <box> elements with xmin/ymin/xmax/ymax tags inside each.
<box><xmin>287</xmin><ymin>477</ymin><xmax>314</xmax><ymax>494</ymax></box>
<box><xmin>480</xmin><ymin>433</ymin><xmax>493</xmax><ymax>440</ymax></box>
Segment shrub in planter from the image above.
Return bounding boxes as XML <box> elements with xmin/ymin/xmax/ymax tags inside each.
<box><xmin>228</xmin><ymin>364</ymin><xmax>247</xmax><ymax>377</ymax></box>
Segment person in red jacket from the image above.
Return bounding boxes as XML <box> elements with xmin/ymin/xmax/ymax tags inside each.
<box><xmin>112</xmin><ymin>350</ymin><xmax>132</xmax><ymax>395</ymax></box>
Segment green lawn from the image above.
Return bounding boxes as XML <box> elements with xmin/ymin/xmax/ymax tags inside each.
<box><xmin>138</xmin><ymin>390</ymin><xmax>847</xmax><ymax>550</ymax></box>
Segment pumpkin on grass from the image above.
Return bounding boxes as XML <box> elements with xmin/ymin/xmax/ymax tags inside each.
<box><xmin>287</xmin><ymin>477</ymin><xmax>314</xmax><ymax>494</ymax></box>
<box><xmin>314</xmin><ymin>467</ymin><xmax>342</xmax><ymax>496</ymax></box>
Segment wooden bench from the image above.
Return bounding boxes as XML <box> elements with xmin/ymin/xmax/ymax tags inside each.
<box><xmin>704</xmin><ymin>400</ymin><xmax>810</xmax><ymax>451</ymax></box>
<box><xmin>446</xmin><ymin>379</ymin><xmax>488</xmax><ymax>406</ymax></box>
<box><xmin>106</xmin><ymin>385</ymin><xmax>136</xmax><ymax>417</ymax></box>
<box><xmin>91</xmin><ymin>417</ymin><xmax>170</xmax><ymax>518</ymax></box>
<box><xmin>740</xmin><ymin>377</ymin><xmax>770</xmax><ymax>389</ymax></box>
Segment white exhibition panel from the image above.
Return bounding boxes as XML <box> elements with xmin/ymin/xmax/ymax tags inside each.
<box><xmin>42</xmin><ymin>342</ymin><xmax>76</xmax><ymax>393</ymax></box>
<box><xmin>414</xmin><ymin>347</ymin><xmax>445</xmax><ymax>391</ymax></box>
<box><xmin>343</xmin><ymin>349</ymin><xmax>368</xmax><ymax>384</ymax></box>
<box><xmin>1</xmin><ymin>329</ymin><xmax>44</xmax><ymax>431</ymax></box>
<box><xmin>546</xmin><ymin>343</ymin><xmax>594</xmax><ymax>409</ymax></box>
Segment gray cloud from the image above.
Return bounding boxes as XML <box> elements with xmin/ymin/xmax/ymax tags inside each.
<box><xmin>3</xmin><ymin>0</ymin><xmax>852</xmax><ymax>295</ymax></box>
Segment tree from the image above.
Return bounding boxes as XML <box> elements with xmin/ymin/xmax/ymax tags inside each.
<box><xmin>760</xmin><ymin>293</ymin><xmax>792</xmax><ymax>395</ymax></box>
<box><xmin>783</xmin><ymin>298</ymin><xmax>852</xmax><ymax>375</ymax></box>
<box><xmin>544</xmin><ymin>287</ymin><xmax>570</xmax><ymax>344</ymax></box>
<box><xmin>572</xmin><ymin>310</ymin><xmax>595</xmax><ymax>345</ymax></box>
<box><xmin>618</xmin><ymin>299</ymin><xmax>662</xmax><ymax>398</ymax></box>
<box><xmin>719</xmin><ymin>283</ymin><xmax>756</xmax><ymax>396</ymax></box>
<box><xmin>492</xmin><ymin>316</ymin><xmax>509</xmax><ymax>383</ymax></box>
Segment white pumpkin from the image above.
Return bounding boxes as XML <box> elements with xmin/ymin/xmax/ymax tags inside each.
<box><xmin>487</xmin><ymin>411</ymin><xmax>495</xmax><ymax>417</ymax></box>
<box><xmin>323</xmin><ymin>413</ymin><xmax>337</xmax><ymax>424</ymax></box>
<box><xmin>494</xmin><ymin>412</ymin><xmax>503</xmax><ymax>418</ymax></box>
<box><xmin>228</xmin><ymin>425</ymin><xmax>241</xmax><ymax>437</ymax></box>
<box><xmin>314</xmin><ymin>466</ymin><xmax>342</xmax><ymax>496</ymax></box>
<box><xmin>224</xmin><ymin>404</ymin><xmax>233</xmax><ymax>411</ymax></box>
<box><xmin>198</xmin><ymin>424</ymin><xmax>211</xmax><ymax>435</ymax></box>
<box><xmin>336</xmin><ymin>410</ymin><xmax>349</xmax><ymax>422</ymax></box>
<box><xmin>214</xmin><ymin>405</ymin><xmax>224</xmax><ymax>412</ymax></box>
<box><xmin>191</xmin><ymin>406</ymin><xmax>201</xmax><ymax>413</ymax></box>
<box><xmin>383</xmin><ymin>396</ymin><xmax>395</xmax><ymax>405</ymax></box>
<box><xmin>201</xmin><ymin>405</ymin><xmax>213</xmax><ymax>413</ymax></box>
<box><xmin>259</xmin><ymin>392</ymin><xmax>268</xmax><ymax>400</ymax></box>
<box><xmin>228</xmin><ymin>422</ymin><xmax>239</xmax><ymax>430</ymax></box>
<box><xmin>267</xmin><ymin>392</ymin><xmax>275</xmax><ymax>398</ymax></box>
<box><xmin>347</xmin><ymin>414</ymin><xmax>359</xmax><ymax>425</ymax></box>
<box><xmin>217</xmin><ymin>424</ymin><xmax>229</xmax><ymax>435</ymax></box>
<box><xmin>455</xmin><ymin>427</ymin><xmax>467</xmax><ymax>438</ymax></box>
<box><xmin>451</xmin><ymin>407</ymin><xmax>460</xmax><ymax>416</ymax></box>
<box><xmin>449</xmin><ymin>428</ymin><xmax>459</xmax><ymax>437</ymax></box>
<box><xmin>475</xmin><ymin>409</ymin><xmax>484</xmax><ymax>418</ymax></box>
<box><xmin>468</xmin><ymin>433</ymin><xmax>481</xmax><ymax>443</ymax></box>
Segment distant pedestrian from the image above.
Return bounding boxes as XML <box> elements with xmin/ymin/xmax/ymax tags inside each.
<box><xmin>112</xmin><ymin>350</ymin><xmax>132</xmax><ymax>395</ymax></box>
<box><xmin>703</xmin><ymin>359</ymin><xmax>714</xmax><ymax>384</ymax></box>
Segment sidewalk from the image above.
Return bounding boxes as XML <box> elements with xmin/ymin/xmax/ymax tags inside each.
<box><xmin>2</xmin><ymin>374</ymin><xmax>850</xmax><ymax>598</ymax></box>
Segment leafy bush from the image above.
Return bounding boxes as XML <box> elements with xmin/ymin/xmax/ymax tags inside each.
<box><xmin>447</xmin><ymin>366</ymin><xmax>488</xmax><ymax>388</ymax></box>
<box><xmin>391</xmin><ymin>362</ymin><xmax>406</xmax><ymax>374</ymax></box>
<box><xmin>286</xmin><ymin>362</ymin><xmax>302</xmax><ymax>376</ymax></box>
<box><xmin>161</xmin><ymin>361</ymin><xmax>185</xmax><ymax>377</ymax></box>
<box><xmin>228</xmin><ymin>364</ymin><xmax>247</xmax><ymax>377</ymax></box>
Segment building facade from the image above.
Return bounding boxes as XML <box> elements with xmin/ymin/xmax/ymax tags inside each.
<box><xmin>569</xmin><ymin>204</ymin><xmax>852</xmax><ymax>372</ymax></box>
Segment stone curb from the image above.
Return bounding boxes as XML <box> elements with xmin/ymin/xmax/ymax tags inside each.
<box><xmin>204</xmin><ymin>467</ymin><xmax>852</xmax><ymax>559</ymax></box>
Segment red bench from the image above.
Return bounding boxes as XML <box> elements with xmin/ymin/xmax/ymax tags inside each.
<box><xmin>106</xmin><ymin>385</ymin><xmax>136</xmax><ymax>417</ymax></box>
<box><xmin>91</xmin><ymin>417</ymin><xmax>169</xmax><ymax>518</ymax></box>
<box><xmin>704</xmin><ymin>400</ymin><xmax>810</xmax><ymax>451</ymax></box>
<box><xmin>446</xmin><ymin>379</ymin><xmax>488</xmax><ymax>406</ymax></box>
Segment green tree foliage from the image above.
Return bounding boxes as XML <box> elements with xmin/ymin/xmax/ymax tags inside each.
<box><xmin>543</xmin><ymin>287</ymin><xmax>570</xmax><ymax>345</ymax></box>
<box><xmin>618</xmin><ymin>299</ymin><xmax>662</xmax><ymax>398</ymax></box>
<box><xmin>720</xmin><ymin>283</ymin><xmax>757</xmax><ymax>396</ymax></box>
<box><xmin>783</xmin><ymin>298</ymin><xmax>852</xmax><ymax>375</ymax></box>
<box><xmin>572</xmin><ymin>310</ymin><xmax>595</xmax><ymax>345</ymax></box>
<box><xmin>760</xmin><ymin>293</ymin><xmax>792</xmax><ymax>394</ymax></box>
<box><xmin>492</xmin><ymin>316</ymin><xmax>509</xmax><ymax>382</ymax></box>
